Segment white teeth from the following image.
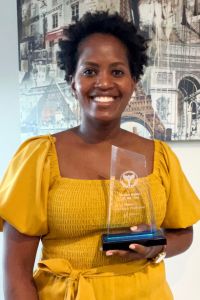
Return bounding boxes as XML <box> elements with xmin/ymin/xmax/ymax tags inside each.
<box><xmin>93</xmin><ymin>97</ymin><xmax>114</xmax><ymax>103</ymax></box>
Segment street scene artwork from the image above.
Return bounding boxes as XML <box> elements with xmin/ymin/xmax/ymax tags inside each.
<box><xmin>17</xmin><ymin>0</ymin><xmax>200</xmax><ymax>141</ymax></box>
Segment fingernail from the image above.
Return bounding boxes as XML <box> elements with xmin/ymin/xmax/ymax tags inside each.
<box><xmin>129</xmin><ymin>244</ymin><xmax>135</xmax><ymax>250</ymax></box>
<box><xmin>131</xmin><ymin>226</ymin><xmax>137</xmax><ymax>231</ymax></box>
<box><xmin>106</xmin><ymin>251</ymin><xmax>113</xmax><ymax>256</ymax></box>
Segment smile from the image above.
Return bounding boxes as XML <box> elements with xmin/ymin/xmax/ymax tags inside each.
<box><xmin>92</xmin><ymin>96</ymin><xmax>115</xmax><ymax>103</ymax></box>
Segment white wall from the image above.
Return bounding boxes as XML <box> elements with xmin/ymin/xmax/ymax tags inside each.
<box><xmin>0</xmin><ymin>1</ymin><xmax>200</xmax><ymax>299</ymax></box>
<box><xmin>166</xmin><ymin>143</ymin><xmax>200</xmax><ymax>300</ymax></box>
<box><xmin>0</xmin><ymin>1</ymin><xmax>20</xmax><ymax>297</ymax></box>
<box><xmin>0</xmin><ymin>0</ymin><xmax>20</xmax><ymax>171</ymax></box>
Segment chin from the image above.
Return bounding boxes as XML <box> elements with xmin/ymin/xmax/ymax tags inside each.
<box><xmin>91</xmin><ymin>114</ymin><xmax>120</xmax><ymax>124</ymax></box>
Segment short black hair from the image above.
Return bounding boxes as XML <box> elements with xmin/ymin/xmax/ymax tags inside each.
<box><xmin>58</xmin><ymin>11</ymin><xmax>148</xmax><ymax>83</ymax></box>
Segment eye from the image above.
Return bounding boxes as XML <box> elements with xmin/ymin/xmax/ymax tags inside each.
<box><xmin>112</xmin><ymin>69</ymin><xmax>125</xmax><ymax>77</ymax></box>
<box><xmin>82</xmin><ymin>68</ymin><xmax>97</xmax><ymax>77</ymax></box>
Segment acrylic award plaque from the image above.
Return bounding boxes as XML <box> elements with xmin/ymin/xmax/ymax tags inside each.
<box><xmin>102</xmin><ymin>145</ymin><xmax>166</xmax><ymax>251</ymax></box>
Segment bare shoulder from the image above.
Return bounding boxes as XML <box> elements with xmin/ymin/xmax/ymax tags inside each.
<box><xmin>52</xmin><ymin>127</ymin><xmax>80</xmax><ymax>148</ymax></box>
<box><xmin>52</xmin><ymin>127</ymin><xmax>77</xmax><ymax>140</ymax></box>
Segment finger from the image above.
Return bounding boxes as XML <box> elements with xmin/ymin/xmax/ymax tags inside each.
<box><xmin>105</xmin><ymin>249</ymin><xmax>142</xmax><ymax>261</ymax></box>
<box><xmin>129</xmin><ymin>243</ymin><xmax>149</xmax><ymax>256</ymax></box>
<box><xmin>106</xmin><ymin>249</ymin><xmax>131</xmax><ymax>257</ymax></box>
<box><xmin>130</xmin><ymin>224</ymin><xmax>151</xmax><ymax>232</ymax></box>
<box><xmin>129</xmin><ymin>244</ymin><xmax>164</xmax><ymax>259</ymax></box>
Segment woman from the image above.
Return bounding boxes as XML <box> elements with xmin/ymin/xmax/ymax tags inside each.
<box><xmin>1</xmin><ymin>11</ymin><xmax>200</xmax><ymax>300</ymax></box>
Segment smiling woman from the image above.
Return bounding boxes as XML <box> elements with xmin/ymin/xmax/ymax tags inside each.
<box><xmin>0</xmin><ymin>10</ymin><xmax>200</xmax><ymax>300</ymax></box>
<box><xmin>71</xmin><ymin>33</ymin><xmax>135</xmax><ymax>123</ymax></box>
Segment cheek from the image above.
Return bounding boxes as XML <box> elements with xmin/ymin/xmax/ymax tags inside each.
<box><xmin>122</xmin><ymin>81</ymin><xmax>135</xmax><ymax>97</ymax></box>
<box><xmin>74</xmin><ymin>80</ymin><xmax>82</xmax><ymax>95</ymax></box>
<box><xmin>74</xmin><ymin>78</ymin><xmax>90</xmax><ymax>97</ymax></box>
<box><xmin>121</xmin><ymin>76</ymin><xmax>134</xmax><ymax>88</ymax></box>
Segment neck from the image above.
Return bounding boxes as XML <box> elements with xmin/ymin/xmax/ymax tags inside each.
<box><xmin>77</xmin><ymin>118</ymin><xmax>122</xmax><ymax>144</ymax></box>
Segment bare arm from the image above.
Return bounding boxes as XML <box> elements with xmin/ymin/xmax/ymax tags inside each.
<box><xmin>164</xmin><ymin>226</ymin><xmax>193</xmax><ymax>258</ymax></box>
<box><xmin>3</xmin><ymin>222</ymin><xmax>40</xmax><ymax>300</ymax></box>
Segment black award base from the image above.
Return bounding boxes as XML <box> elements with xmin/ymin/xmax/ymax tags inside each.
<box><xmin>102</xmin><ymin>230</ymin><xmax>166</xmax><ymax>251</ymax></box>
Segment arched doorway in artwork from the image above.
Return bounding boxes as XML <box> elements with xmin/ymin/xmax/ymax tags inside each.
<box><xmin>121</xmin><ymin>116</ymin><xmax>153</xmax><ymax>139</ymax></box>
<box><xmin>177</xmin><ymin>75</ymin><xmax>200</xmax><ymax>138</ymax></box>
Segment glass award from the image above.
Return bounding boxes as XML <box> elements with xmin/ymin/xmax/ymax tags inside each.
<box><xmin>102</xmin><ymin>145</ymin><xmax>166</xmax><ymax>251</ymax></box>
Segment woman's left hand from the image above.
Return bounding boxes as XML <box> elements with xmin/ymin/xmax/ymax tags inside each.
<box><xmin>105</xmin><ymin>225</ymin><xmax>164</xmax><ymax>260</ymax></box>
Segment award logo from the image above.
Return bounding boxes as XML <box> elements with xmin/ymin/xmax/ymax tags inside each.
<box><xmin>120</xmin><ymin>170</ymin><xmax>138</xmax><ymax>188</ymax></box>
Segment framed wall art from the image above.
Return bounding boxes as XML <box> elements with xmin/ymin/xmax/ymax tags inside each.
<box><xmin>17</xmin><ymin>0</ymin><xmax>200</xmax><ymax>141</ymax></box>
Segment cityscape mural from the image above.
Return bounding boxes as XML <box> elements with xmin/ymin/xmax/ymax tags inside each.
<box><xmin>17</xmin><ymin>0</ymin><xmax>200</xmax><ymax>141</ymax></box>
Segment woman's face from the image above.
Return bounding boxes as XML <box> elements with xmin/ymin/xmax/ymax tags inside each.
<box><xmin>72</xmin><ymin>33</ymin><xmax>136</xmax><ymax>123</ymax></box>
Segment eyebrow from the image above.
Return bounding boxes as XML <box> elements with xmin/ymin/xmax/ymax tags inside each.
<box><xmin>80</xmin><ymin>61</ymin><xmax>127</xmax><ymax>67</ymax></box>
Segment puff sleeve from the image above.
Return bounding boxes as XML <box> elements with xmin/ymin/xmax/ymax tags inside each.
<box><xmin>0</xmin><ymin>136</ymin><xmax>52</xmax><ymax>236</ymax></box>
<box><xmin>159</xmin><ymin>141</ymin><xmax>200</xmax><ymax>228</ymax></box>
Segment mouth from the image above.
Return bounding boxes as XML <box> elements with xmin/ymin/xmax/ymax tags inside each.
<box><xmin>91</xmin><ymin>96</ymin><xmax>117</xmax><ymax>103</ymax></box>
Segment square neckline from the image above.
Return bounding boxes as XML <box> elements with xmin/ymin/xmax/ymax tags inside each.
<box><xmin>49</xmin><ymin>134</ymin><xmax>160</xmax><ymax>182</ymax></box>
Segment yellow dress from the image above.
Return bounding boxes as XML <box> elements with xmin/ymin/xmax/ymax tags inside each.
<box><xmin>0</xmin><ymin>135</ymin><xmax>200</xmax><ymax>300</ymax></box>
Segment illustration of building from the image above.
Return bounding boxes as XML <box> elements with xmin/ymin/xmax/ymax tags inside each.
<box><xmin>17</xmin><ymin>0</ymin><xmax>200</xmax><ymax>140</ymax></box>
<box><xmin>137</xmin><ymin>0</ymin><xmax>200</xmax><ymax>140</ymax></box>
<box><xmin>17</xmin><ymin>0</ymin><xmax>133</xmax><ymax>138</ymax></box>
<box><xmin>122</xmin><ymin>83</ymin><xmax>166</xmax><ymax>140</ymax></box>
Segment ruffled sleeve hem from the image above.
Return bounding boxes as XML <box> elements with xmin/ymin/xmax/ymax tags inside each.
<box><xmin>0</xmin><ymin>135</ymin><xmax>53</xmax><ymax>236</ymax></box>
<box><xmin>155</xmin><ymin>141</ymin><xmax>200</xmax><ymax>228</ymax></box>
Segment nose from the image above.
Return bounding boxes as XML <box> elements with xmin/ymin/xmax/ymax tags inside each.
<box><xmin>94</xmin><ymin>71</ymin><xmax>114</xmax><ymax>89</ymax></box>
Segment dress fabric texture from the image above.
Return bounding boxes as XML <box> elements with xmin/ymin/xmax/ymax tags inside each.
<box><xmin>0</xmin><ymin>135</ymin><xmax>200</xmax><ymax>300</ymax></box>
